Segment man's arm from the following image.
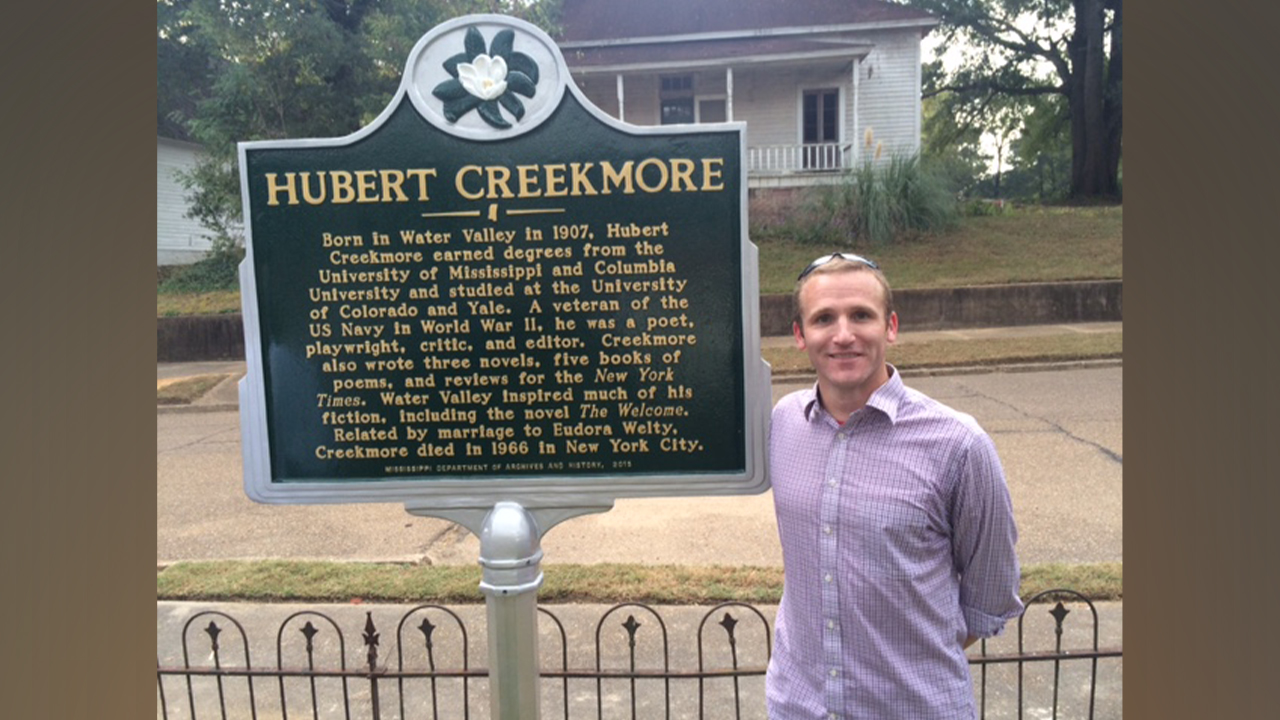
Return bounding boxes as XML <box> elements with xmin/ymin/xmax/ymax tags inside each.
<box><xmin>952</xmin><ymin>431</ymin><xmax>1023</xmax><ymax>642</ymax></box>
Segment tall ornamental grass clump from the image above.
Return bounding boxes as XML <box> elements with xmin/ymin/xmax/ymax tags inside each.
<box><xmin>793</xmin><ymin>149</ymin><xmax>959</xmax><ymax>247</ymax></box>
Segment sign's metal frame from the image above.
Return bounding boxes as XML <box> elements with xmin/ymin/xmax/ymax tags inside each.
<box><xmin>238</xmin><ymin>16</ymin><xmax>775</xmax><ymax>720</ymax></box>
<box><xmin>237</xmin><ymin>14</ymin><xmax>771</xmax><ymax>510</ymax></box>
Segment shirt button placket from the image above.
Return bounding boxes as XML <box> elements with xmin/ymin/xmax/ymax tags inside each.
<box><xmin>820</xmin><ymin>429</ymin><xmax>849</xmax><ymax>716</ymax></box>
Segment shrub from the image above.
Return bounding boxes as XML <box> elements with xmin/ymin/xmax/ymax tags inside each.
<box><xmin>785</xmin><ymin>152</ymin><xmax>959</xmax><ymax>247</ymax></box>
<box><xmin>158</xmin><ymin>246</ymin><xmax>244</xmax><ymax>293</ymax></box>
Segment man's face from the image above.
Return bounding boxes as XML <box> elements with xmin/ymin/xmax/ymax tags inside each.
<box><xmin>793</xmin><ymin>270</ymin><xmax>898</xmax><ymax>402</ymax></box>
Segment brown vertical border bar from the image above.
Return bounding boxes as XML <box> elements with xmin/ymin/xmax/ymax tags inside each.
<box><xmin>1127</xmin><ymin>1</ymin><xmax>1280</xmax><ymax>717</ymax></box>
<box><xmin>4</xmin><ymin>2</ymin><xmax>156</xmax><ymax>718</ymax></box>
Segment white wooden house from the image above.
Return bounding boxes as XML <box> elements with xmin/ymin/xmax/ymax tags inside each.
<box><xmin>157</xmin><ymin>136</ymin><xmax>214</xmax><ymax>265</ymax></box>
<box><xmin>558</xmin><ymin>0</ymin><xmax>938</xmax><ymax>187</ymax></box>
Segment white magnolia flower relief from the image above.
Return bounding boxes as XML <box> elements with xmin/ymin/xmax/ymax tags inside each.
<box><xmin>432</xmin><ymin>27</ymin><xmax>540</xmax><ymax>129</ymax></box>
<box><xmin>457</xmin><ymin>54</ymin><xmax>508</xmax><ymax>101</ymax></box>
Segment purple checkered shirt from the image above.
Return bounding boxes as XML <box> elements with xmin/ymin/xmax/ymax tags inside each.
<box><xmin>766</xmin><ymin>368</ymin><xmax>1021</xmax><ymax>720</ymax></box>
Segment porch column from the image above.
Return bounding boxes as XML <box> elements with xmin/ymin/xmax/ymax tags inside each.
<box><xmin>852</xmin><ymin>58</ymin><xmax>860</xmax><ymax>165</ymax></box>
<box><xmin>616</xmin><ymin>74</ymin><xmax>625</xmax><ymax>122</ymax></box>
<box><xmin>913</xmin><ymin>44</ymin><xmax>923</xmax><ymax>153</ymax></box>
<box><xmin>726</xmin><ymin>67</ymin><xmax>734</xmax><ymax>121</ymax></box>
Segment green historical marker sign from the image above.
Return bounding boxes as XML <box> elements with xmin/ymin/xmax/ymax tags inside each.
<box><xmin>239</xmin><ymin>15</ymin><xmax>770</xmax><ymax>505</ymax></box>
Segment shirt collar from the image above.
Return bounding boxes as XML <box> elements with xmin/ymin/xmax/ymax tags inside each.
<box><xmin>802</xmin><ymin>365</ymin><xmax>905</xmax><ymax>425</ymax></box>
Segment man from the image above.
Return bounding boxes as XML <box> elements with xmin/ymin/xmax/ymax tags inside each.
<box><xmin>767</xmin><ymin>253</ymin><xmax>1022</xmax><ymax>719</ymax></box>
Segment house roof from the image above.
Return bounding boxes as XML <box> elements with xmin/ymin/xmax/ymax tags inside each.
<box><xmin>558</xmin><ymin>0</ymin><xmax>936</xmax><ymax>45</ymax></box>
<box><xmin>564</xmin><ymin>36</ymin><xmax>876</xmax><ymax>73</ymax></box>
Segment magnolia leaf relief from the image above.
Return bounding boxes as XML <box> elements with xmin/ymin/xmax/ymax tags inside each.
<box><xmin>432</xmin><ymin>27</ymin><xmax>540</xmax><ymax>129</ymax></box>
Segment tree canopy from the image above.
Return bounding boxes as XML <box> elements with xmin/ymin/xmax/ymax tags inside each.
<box><xmin>909</xmin><ymin>0</ymin><xmax>1121</xmax><ymax>201</ymax></box>
<box><xmin>157</xmin><ymin>0</ymin><xmax>563</xmax><ymax>247</ymax></box>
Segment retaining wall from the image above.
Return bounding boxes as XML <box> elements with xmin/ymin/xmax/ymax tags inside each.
<box><xmin>760</xmin><ymin>279</ymin><xmax>1123</xmax><ymax>333</ymax></box>
<box><xmin>159</xmin><ymin>280</ymin><xmax>1121</xmax><ymax>362</ymax></box>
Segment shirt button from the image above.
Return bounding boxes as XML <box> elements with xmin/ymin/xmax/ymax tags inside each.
<box><xmin>824</xmin><ymin>573</ymin><xmax>833</xmax><ymax>583</ymax></box>
<box><xmin>828</xmin><ymin>478</ymin><xmax>837</xmax><ymax>487</ymax></box>
<box><xmin>827</xmin><ymin>619</ymin><xmax>836</xmax><ymax>630</ymax></box>
<box><xmin>823</xmin><ymin>524</ymin><xmax>832</xmax><ymax>535</ymax></box>
<box><xmin>828</xmin><ymin>714</ymin><xmax>837</xmax><ymax>720</ymax></box>
<box><xmin>830</xmin><ymin>668</ymin><xmax>839</xmax><ymax>677</ymax></box>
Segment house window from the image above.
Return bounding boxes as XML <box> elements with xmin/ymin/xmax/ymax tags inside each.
<box><xmin>661</xmin><ymin>97</ymin><xmax>695</xmax><ymax>124</ymax></box>
<box><xmin>660</xmin><ymin>75</ymin><xmax>695</xmax><ymax>125</ymax></box>
<box><xmin>661</xmin><ymin>75</ymin><xmax>693</xmax><ymax>93</ymax></box>
<box><xmin>802</xmin><ymin>89</ymin><xmax>841</xmax><ymax>169</ymax></box>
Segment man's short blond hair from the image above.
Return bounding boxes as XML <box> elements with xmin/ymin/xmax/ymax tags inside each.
<box><xmin>792</xmin><ymin>257</ymin><xmax>894</xmax><ymax>326</ymax></box>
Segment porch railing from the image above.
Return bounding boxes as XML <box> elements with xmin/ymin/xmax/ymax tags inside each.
<box><xmin>747</xmin><ymin>143</ymin><xmax>853</xmax><ymax>173</ymax></box>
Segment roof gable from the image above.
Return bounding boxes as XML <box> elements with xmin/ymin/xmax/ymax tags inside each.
<box><xmin>558</xmin><ymin>0</ymin><xmax>935</xmax><ymax>44</ymax></box>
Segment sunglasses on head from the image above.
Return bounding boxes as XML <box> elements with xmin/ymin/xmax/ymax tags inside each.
<box><xmin>796</xmin><ymin>253</ymin><xmax>880</xmax><ymax>280</ymax></box>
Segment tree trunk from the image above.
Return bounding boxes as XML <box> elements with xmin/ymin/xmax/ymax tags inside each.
<box><xmin>1070</xmin><ymin>0</ymin><xmax>1114</xmax><ymax>199</ymax></box>
<box><xmin>1104</xmin><ymin>0</ymin><xmax>1123</xmax><ymax>197</ymax></box>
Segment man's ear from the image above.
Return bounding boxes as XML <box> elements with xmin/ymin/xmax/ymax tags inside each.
<box><xmin>886</xmin><ymin>311</ymin><xmax>899</xmax><ymax>344</ymax></box>
<box><xmin>792</xmin><ymin>320</ymin><xmax>806</xmax><ymax>349</ymax></box>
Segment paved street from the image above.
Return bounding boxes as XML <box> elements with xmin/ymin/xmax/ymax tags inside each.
<box><xmin>158</xmin><ymin>365</ymin><xmax>1121</xmax><ymax>568</ymax></box>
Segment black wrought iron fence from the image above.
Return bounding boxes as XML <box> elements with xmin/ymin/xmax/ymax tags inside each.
<box><xmin>157</xmin><ymin>590</ymin><xmax>1121</xmax><ymax>719</ymax></box>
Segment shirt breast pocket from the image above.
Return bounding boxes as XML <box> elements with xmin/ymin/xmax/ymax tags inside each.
<box><xmin>849</xmin><ymin>496</ymin><xmax>945</xmax><ymax>580</ymax></box>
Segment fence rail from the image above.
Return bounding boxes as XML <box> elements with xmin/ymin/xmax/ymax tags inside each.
<box><xmin>158</xmin><ymin>590</ymin><xmax>1120</xmax><ymax>719</ymax></box>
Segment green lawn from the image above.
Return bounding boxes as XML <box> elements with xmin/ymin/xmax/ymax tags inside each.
<box><xmin>754</xmin><ymin>204</ymin><xmax>1122</xmax><ymax>294</ymax></box>
<box><xmin>158</xmin><ymin>205</ymin><xmax>1122</xmax><ymax>315</ymax></box>
<box><xmin>158</xmin><ymin>559</ymin><xmax>1122</xmax><ymax>604</ymax></box>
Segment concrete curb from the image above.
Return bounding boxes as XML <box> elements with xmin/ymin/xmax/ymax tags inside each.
<box><xmin>158</xmin><ymin>371</ymin><xmax>243</xmax><ymax>415</ymax></box>
<box><xmin>158</xmin><ymin>403</ymin><xmax>242</xmax><ymax>415</ymax></box>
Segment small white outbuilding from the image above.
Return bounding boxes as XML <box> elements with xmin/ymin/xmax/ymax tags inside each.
<box><xmin>157</xmin><ymin>136</ymin><xmax>214</xmax><ymax>265</ymax></box>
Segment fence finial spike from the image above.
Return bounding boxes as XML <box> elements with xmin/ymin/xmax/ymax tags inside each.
<box><xmin>363</xmin><ymin>611</ymin><xmax>380</xmax><ymax>648</ymax></box>
<box><xmin>1050</xmin><ymin>602</ymin><xmax>1071</xmax><ymax>626</ymax></box>
<box><xmin>418</xmin><ymin>617</ymin><xmax>437</xmax><ymax>645</ymax></box>
<box><xmin>719</xmin><ymin>612</ymin><xmax>738</xmax><ymax>634</ymax></box>
<box><xmin>622</xmin><ymin>615</ymin><xmax>642</xmax><ymax>638</ymax></box>
<box><xmin>364</xmin><ymin>611</ymin><xmax>380</xmax><ymax>671</ymax></box>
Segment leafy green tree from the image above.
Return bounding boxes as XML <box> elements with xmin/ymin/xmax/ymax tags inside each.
<box><xmin>909</xmin><ymin>0</ymin><xmax>1121</xmax><ymax>201</ymax></box>
<box><xmin>159</xmin><ymin>0</ymin><xmax>377</xmax><ymax>250</ymax></box>
<box><xmin>157</xmin><ymin>0</ymin><xmax>562</xmax><ymax>250</ymax></box>
<box><xmin>921</xmin><ymin>78</ymin><xmax>1030</xmax><ymax>200</ymax></box>
<box><xmin>921</xmin><ymin>92</ymin><xmax>987</xmax><ymax>197</ymax></box>
<box><xmin>157</xmin><ymin>0</ymin><xmax>214</xmax><ymax>140</ymax></box>
<box><xmin>1009</xmin><ymin>94</ymin><xmax>1072</xmax><ymax>200</ymax></box>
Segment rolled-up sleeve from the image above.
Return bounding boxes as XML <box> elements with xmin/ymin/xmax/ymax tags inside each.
<box><xmin>952</xmin><ymin>431</ymin><xmax>1023</xmax><ymax>638</ymax></box>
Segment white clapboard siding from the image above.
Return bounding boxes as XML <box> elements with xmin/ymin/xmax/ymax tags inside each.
<box><xmin>566</xmin><ymin>26</ymin><xmax>924</xmax><ymax>175</ymax></box>
<box><xmin>855</xmin><ymin>30</ymin><xmax>922</xmax><ymax>161</ymax></box>
<box><xmin>157</xmin><ymin>137</ymin><xmax>214</xmax><ymax>265</ymax></box>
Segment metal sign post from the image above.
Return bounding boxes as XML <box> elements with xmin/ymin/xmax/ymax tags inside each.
<box><xmin>478</xmin><ymin>503</ymin><xmax>544</xmax><ymax>720</ymax></box>
<box><xmin>236</xmin><ymin>15</ymin><xmax>770</xmax><ymax>719</ymax></box>
<box><xmin>412</xmin><ymin>501</ymin><xmax>611</xmax><ymax>720</ymax></box>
